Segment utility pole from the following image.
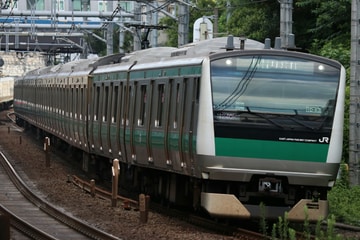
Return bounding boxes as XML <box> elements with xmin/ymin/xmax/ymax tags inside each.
<box><xmin>350</xmin><ymin>0</ymin><xmax>360</xmax><ymax>185</ymax></box>
<box><xmin>226</xmin><ymin>0</ymin><xmax>231</xmax><ymax>32</ymax></box>
<box><xmin>133</xmin><ymin>1</ymin><xmax>141</xmax><ymax>51</ymax></box>
<box><xmin>279</xmin><ymin>0</ymin><xmax>294</xmax><ymax>48</ymax></box>
<box><xmin>178</xmin><ymin>0</ymin><xmax>189</xmax><ymax>46</ymax></box>
<box><xmin>107</xmin><ymin>0</ymin><xmax>114</xmax><ymax>55</ymax></box>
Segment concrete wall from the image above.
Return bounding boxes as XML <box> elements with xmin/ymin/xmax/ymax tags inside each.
<box><xmin>0</xmin><ymin>52</ymin><xmax>46</xmax><ymax>77</ymax></box>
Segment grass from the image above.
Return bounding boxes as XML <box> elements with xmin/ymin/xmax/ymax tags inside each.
<box><xmin>259</xmin><ymin>163</ymin><xmax>360</xmax><ymax>239</ymax></box>
<box><xmin>263</xmin><ymin>211</ymin><xmax>344</xmax><ymax>240</ymax></box>
<box><xmin>328</xmin><ymin>163</ymin><xmax>360</xmax><ymax>227</ymax></box>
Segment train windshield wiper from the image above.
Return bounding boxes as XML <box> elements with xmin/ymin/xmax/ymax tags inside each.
<box><xmin>283</xmin><ymin>110</ymin><xmax>319</xmax><ymax>131</ymax></box>
<box><xmin>243</xmin><ymin>106</ymin><xmax>284</xmax><ymax>129</ymax></box>
<box><xmin>214</xmin><ymin>107</ymin><xmax>284</xmax><ymax>129</ymax></box>
<box><xmin>214</xmin><ymin>106</ymin><xmax>330</xmax><ymax>131</ymax></box>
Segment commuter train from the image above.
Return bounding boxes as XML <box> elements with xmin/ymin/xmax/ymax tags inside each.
<box><xmin>13</xmin><ymin>36</ymin><xmax>346</xmax><ymax>221</ymax></box>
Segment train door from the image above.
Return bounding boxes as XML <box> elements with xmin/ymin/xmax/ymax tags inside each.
<box><xmin>60</xmin><ymin>83</ymin><xmax>66</xmax><ymax>140</ymax></box>
<box><xmin>100</xmin><ymin>82</ymin><xmax>112</xmax><ymax>154</ymax></box>
<box><xmin>58</xmin><ymin>83</ymin><xmax>64</xmax><ymax>138</ymax></box>
<box><xmin>119</xmin><ymin>82</ymin><xmax>127</xmax><ymax>162</ymax></box>
<box><xmin>65</xmin><ymin>83</ymin><xmax>72</xmax><ymax>143</ymax></box>
<box><xmin>109</xmin><ymin>81</ymin><xmax>121</xmax><ymax>158</ymax></box>
<box><xmin>169</xmin><ymin>77</ymin><xmax>199</xmax><ymax>175</ymax></box>
<box><xmin>148</xmin><ymin>80</ymin><xmax>170</xmax><ymax>169</ymax></box>
<box><xmin>89</xmin><ymin>82</ymin><xmax>102</xmax><ymax>154</ymax></box>
<box><xmin>69</xmin><ymin>84</ymin><xmax>76</xmax><ymax>143</ymax></box>
<box><xmin>122</xmin><ymin>81</ymin><xmax>137</xmax><ymax>164</ymax></box>
<box><xmin>73</xmin><ymin>84</ymin><xmax>80</xmax><ymax>147</ymax></box>
<box><xmin>79</xmin><ymin>83</ymin><xmax>88</xmax><ymax>150</ymax></box>
<box><xmin>132</xmin><ymin>82</ymin><xmax>150</xmax><ymax>165</ymax></box>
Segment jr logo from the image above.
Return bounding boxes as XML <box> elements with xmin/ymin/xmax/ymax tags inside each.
<box><xmin>319</xmin><ymin>137</ymin><xmax>329</xmax><ymax>143</ymax></box>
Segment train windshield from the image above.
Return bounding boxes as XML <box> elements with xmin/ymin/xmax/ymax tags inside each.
<box><xmin>210</xmin><ymin>54</ymin><xmax>340</xmax><ymax>129</ymax></box>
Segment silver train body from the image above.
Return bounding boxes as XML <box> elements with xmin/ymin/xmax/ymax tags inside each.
<box><xmin>14</xmin><ymin>36</ymin><xmax>346</xmax><ymax>220</ymax></box>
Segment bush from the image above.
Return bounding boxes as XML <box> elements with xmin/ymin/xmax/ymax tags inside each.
<box><xmin>328</xmin><ymin>184</ymin><xmax>360</xmax><ymax>226</ymax></box>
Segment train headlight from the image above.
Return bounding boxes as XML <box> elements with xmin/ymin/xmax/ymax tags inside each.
<box><xmin>318</xmin><ymin>64</ymin><xmax>325</xmax><ymax>71</ymax></box>
<box><xmin>202</xmin><ymin>172</ymin><xmax>209</xmax><ymax>179</ymax></box>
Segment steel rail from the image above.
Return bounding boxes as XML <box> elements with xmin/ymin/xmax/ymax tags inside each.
<box><xmin>0</xmin><ymin>150</ymin><xmax>121</xmax><ymax>240</ymax></box>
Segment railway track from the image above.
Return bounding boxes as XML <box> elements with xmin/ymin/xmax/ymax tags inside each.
<box><xmin>72</xmin><ymin>175</ymin><xmax>268</xmax><ymax>240</ymax></box>
<box><xmin>0</xmin><ymin>149</ymin><xmax>121</xmax><ymax>240</ymax></box>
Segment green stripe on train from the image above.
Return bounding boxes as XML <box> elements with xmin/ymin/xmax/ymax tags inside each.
<box><xmin>215</xmin><ymin>138</ymin><xmax>328</xmax><ymax>162</ymax></box>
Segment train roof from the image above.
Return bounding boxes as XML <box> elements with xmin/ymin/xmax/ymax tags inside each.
<box><xmin>19</xmin><ymin>36</ymin><xmax>267</xmax><ymax>79</ymax></box>
<box><xmin>118</xmin><ymin>37</ymin><xmax>265</xmax><ymax>64</ymax></box>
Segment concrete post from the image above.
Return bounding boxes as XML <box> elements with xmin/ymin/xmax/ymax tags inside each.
<box><xmin>44</xmin><ymin>137</ymin><xmax>50</xmax><ymax>167</ymax></box>
<box><xmin>111</xmin><ymin>159</ymin><xmax>119</xmax><ymax>207</ymax></box>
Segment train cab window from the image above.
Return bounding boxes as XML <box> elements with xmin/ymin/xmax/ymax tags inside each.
<box><xmin>155</xmin><ymin>84</ymin><xmax>165</xmax><ymax>127</ymax></box>
<box><xmin>138</xmin><ymin>85</ymin><xmax>147</xmax><ymax>126</ymax></box>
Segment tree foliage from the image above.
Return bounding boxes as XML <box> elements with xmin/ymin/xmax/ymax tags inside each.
<box><xmin>216</xmin><ymin>0</ymin><xmax>279</xmax><ymax>42</ymax></box>
<box><xmin>295</xmin><ymin>0</ymin><xmax>351</xmax><ymax>47</ymax></box>
<box><xmin>160</xmin><ymin>0</ymin><xmax>350</xmax><ymax>58</ymax></box>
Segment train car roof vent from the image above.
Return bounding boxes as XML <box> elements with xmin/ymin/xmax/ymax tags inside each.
<box><xmin>239</xmin><ymin>36</ymin><xmax>246</xmax><ymax>50</ymax></box>
<box><xmin>264</xmin><ymin>38</ymin><xmax>271</xmax><ymax>49</ymax></box>
<box><xmin>288</xmin><ymin>34</ymin><xmax>296</xmax><ymax>49</ymax></box>
<box><xmin>274</xmin><ymin>37</ymin><xmax>282</xmax><ymax>49</ymax></box>
<box><xmin>225</xmin><ymin>35</ymin><xmax>234</xmax><ymax>51</ymax></box>
<box><xmin>171</xmin><ymin>49</ymin><xmax>187</xmax><ymax>57</ymax></box>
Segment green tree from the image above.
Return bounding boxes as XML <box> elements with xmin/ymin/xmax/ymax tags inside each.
<box><xmin>295</xmin><ymin>0</ymin><xmax>351</xmax><ymax>51</ymax></box>
<box><xmin>216</xmin><ymin>0</ymin><xmax>279</xmax><ymax>42</ymax></box>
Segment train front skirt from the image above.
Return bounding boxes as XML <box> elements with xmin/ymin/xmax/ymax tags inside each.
<box><xmin>201</xmin><ymin>192</ymin><xmax>328</xmax><ymax>221</ymax></box>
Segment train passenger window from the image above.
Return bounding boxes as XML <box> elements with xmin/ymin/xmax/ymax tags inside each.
<box><xmin>174</xmin><ymin>83</ymin><xmax>180</xmax><ymax>129</ymax></box>
<box><xmin>138</xmin><ymin>85</ymin><xmax>147</xmax><ymax>126</ymax></box>
<box><xmin>95</xmin><ymin>86</ymin><xmax>100</xmax><ymax>121</ymax></box>
<box><xmin>112</xmin><ymin>86</ymin><xmax>119</xmax><ymax>123</ymax></box>
<box><xmin>62</xmin><ymin>87</ymin><xmax>65</xmax><ymax>115</ymax></box>
<box><xmin>104</xmin><ymin>85</ymin><xmax>109</xmax><ymax>122</ymax></box>
<box><xmin>71</xmin><ymin>88</ymin><xmax>75</xmax><ymax>118</ymax></box>
<box><xmin>79</xmin><ymin>88</ymin><xmax>83</xmax><ymax>120</ymax></box>
<box><xmin>155</xmin><ymin>84</ymin><xmax>165</xmax><ymax>127</ymax></box>
<box><xmin>122</xmin><ymin>85</ymin><xmax>128</xmax><ymax>126</ymax></box>
<box><xmin>74</xmin><ymin>88</ymin><xmax>80</xmax><ymax>119</ymax></box>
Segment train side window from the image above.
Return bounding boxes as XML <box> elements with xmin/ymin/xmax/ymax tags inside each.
<box><xmin>58</xmin><ymin>86</ymin><xmax>60</xmax><ymax>114</ymax></box>
<box><xmin>80</xmin><ymin>86</ymin><xmax>83</xmax><ymax>119</ymax></box>
<box><xmin>104</xmin><ymin>85</ymin><xmax>109</xmax><ymax>122</ymax></box>
<box><xmin>66</xmin><ymin>86</ymin><xmax>72</xmax><ymax>117</ymax></box>
<box><xmin>174</xmin><ymin>83</ymin><xmax>180</xmax><ymax>129</ymax></box>
<box><xmin>155</xmin><ymin>84</ymin><xmax>165</xmax><ymax>127</ymax></box>
<box><xmin>124</xmin><ymin>85</ymin><xmax>132</xmax><ymax>126</ymax></box>
<box><xmin>138</xmin><ymin>85</ymin><xmax>146</xmax><ymax>126</ymax></box>
<box><xmin>95</xmin><ymin>86</ymin><xmax>100</xmax><ymax>121</ymax></box>
<box><xmin>62</xmin><ymin>86</ymin><xmax>65</xmax><ymax>116</ymax></box>
<box><xmin>112</xmin><ymin>85</ymin><xmax>119</xmax><ymax>123</ymax></box>
<box><xmin>75</xmin><ymin>87</ymin><xmax>79</xmax><ymax>119</ymax></box>
<box><xmin>71</xmin><ymin>87</ymin><xmax>75</xmax><ymax>118</ymax></box>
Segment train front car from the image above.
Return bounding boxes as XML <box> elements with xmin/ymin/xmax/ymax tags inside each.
<box><xmin>197</xmin><ymin>49</ymin><xmax>345</xmax><ymax>221</ymax></box>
